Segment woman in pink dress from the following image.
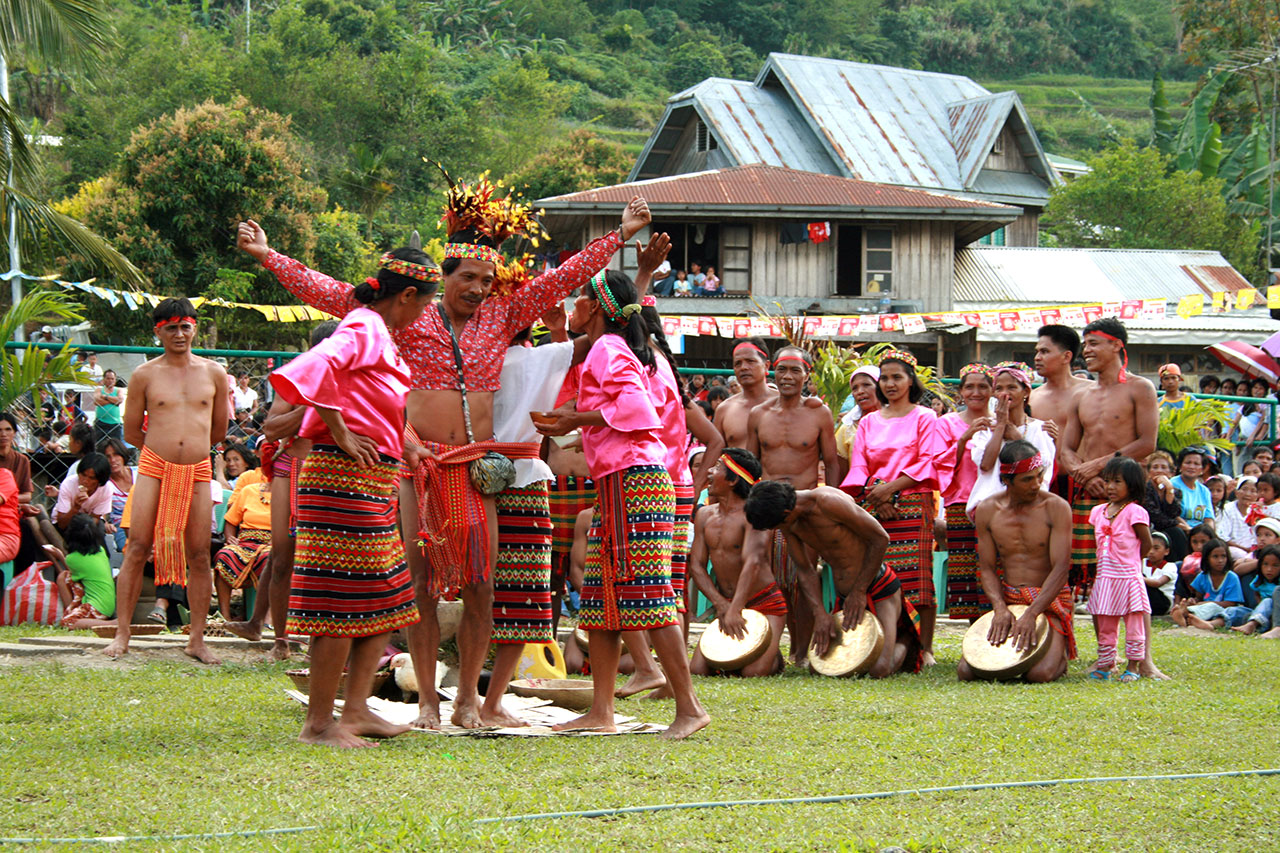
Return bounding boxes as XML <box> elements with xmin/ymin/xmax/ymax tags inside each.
<box><xmin>841</xmin><ymin>349</ymin><xmax>940</xmax><ymax>664</ymax></box>
<box><xmin>934</xmin><ymin>363</ymin><xmax>993</xmax><ymax>621</ymax></box>
<box><xmin>535</xmin><ymin>271</ymin><xmax>709</xmax><ymax>739</ymax></box>
<box><xmin>1087</xmin><ymin>454</ymin><xmax>1153</xmax><ymax>682</ymax></box>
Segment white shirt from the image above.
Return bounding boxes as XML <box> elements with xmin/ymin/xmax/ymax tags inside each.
<box><xmin>1216</xmin><ymin>501</ymin><xmax>1256</xmax><ymax>550</ymax></box>
<box><xmin>965</xmin><ymin>418</ymin><xmax>1057</xmax><ymax>517</ymax></box>
<box><xmin>493</xmin><ymin>342</ymin><xmax>573</xmax><ymax>488</ymax></box>
<box><xmin>231</xmin><ymin>386</ymin><xmax>259</xmax><ymax>412</ymax></box>
<box><xmin>1142</xmin><ymin>559</ymin><xmax>1177</xmax><ymax>603</ymax></box>
<box><xmin>81</xmin><ymin>362</ymin><xmax>104</xmax><ymax>383</ymax></box>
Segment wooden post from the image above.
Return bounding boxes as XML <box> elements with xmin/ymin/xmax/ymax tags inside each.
<box><xmin>935</xmin><ymin>333</ymin><xmax>945</xmax><ymax>373</ymax></box>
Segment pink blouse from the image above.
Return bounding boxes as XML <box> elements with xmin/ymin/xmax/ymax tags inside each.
<box><xmin>270</xmin><ymin>307</ymin><xmax>410</xmax><ymax>459</ymax></box>
<box><xmin>577</xmin><ymin>334</ymin><xmax>665</xmax><ymax>479</ymax></box>
<box><xmin>647</xmin><ymin>357</ymin><xmax>692</xmax><ymax>487</ymax></box>
<box><xmin>841</xmin><ymin>406</ymin><xmax>938</xmax><ymax>494</ymax></box>
<box><xmin>934</xmin><ymin>412</ymin><xmax>980</xmax><ymax>506</ymax></box>
<box><xmin>1090</xmin><ymin>502</ymin><xmax>1151</xmax><ymax>577</ymax></box>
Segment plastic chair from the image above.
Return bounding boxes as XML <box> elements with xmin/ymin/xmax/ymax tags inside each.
<box><xmin>0</xmin><ymin>560</ymin><xmax>13</xmax><ymax>591</ymax></box>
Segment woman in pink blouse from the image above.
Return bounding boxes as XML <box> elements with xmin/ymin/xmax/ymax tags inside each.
<box><xmin>841</xmin><ymin>349</ymin><xmax>941</xmax><ymax>665</ymax></box>
<box><xmin>934</xmin><ymin>363</ymin><xmax>994</xmax><ymax>621</ymax></box>
<box><xmin>535</xmin><ymin>271</ymin><xmax>708</xmax><ymax>740</ymax></box>
<box><xmin>269</xmin><ymin>251</ymin><xmax>435</xmax><ymax>749</ymax></box>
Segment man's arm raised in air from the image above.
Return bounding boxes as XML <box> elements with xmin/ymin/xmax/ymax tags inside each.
<box><xmin>821</xmin><ymin>489</ymin><xmax>889</xmax><ymax>629</ymax></box>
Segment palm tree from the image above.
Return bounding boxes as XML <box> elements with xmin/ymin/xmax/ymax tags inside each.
<box><xmin>0</xmin><ymin>0</ymin><xmax>145</xmax><ymax>299</ymax></box>
<box><xmin>0</xmin><ymin>289</ymin><xmax>86</xmax><ymax>412</ymax></box>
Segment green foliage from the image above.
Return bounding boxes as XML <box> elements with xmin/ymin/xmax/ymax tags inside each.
<box><xmin>505</xmin><ymin>129</ymin><xmax>632</xmax><ymax>201</ymax></box>
<box><xmin>1041</xmin><ymin>140</ymin><xmax>1264</xmax><ymax>282</ymax></box>
<box><xmin>1158</xmin><ymin>397</ymin><xmax>1234</xmax><ymax>455</ymax></box>
<box><xmin>664</xmin><ymin>38</ymin><xmax>730</xmax><ymax>91</ymax></box>
<box><xmin>0</xmin><ymin>289</ymin><xmax>86</xmax><ymax>412</ymax></box>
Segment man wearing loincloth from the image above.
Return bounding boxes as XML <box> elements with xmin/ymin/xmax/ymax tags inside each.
<box><xmin>104</xmin><ymin>299</ymin><xmax>230</xmax><ymax>664</ymax></box>
<box><xmin>240</xmin><ymin>191</ymin><xmax>646</xmax><ymax>729</ymax></box>
<box><xmin>746</xmin><ymin>345</ymin><xmax>842</xmax><ymax>663</ymax></box>
<box><xmin>688</xmin><ymin>448</ymin><xmax>787</xmax><ymax>677</ymax></box>
<box><xmin>744</xmin><ymin>480</ymin><xmax>922</xmax><ymax>677</ymax></box>
<box><xmin>960</xmin><ymin>439</ymin><xmax>1075</xmax><ymax>683</ymax></box>
<box><xmin>713</xmin><ymin>337</ymin><xmax>777</xmax><ymax>448</ymax></box>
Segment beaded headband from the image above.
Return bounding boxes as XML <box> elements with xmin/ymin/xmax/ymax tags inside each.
<box><xmin>641</xmin><ymin>295</ymin><xmax>656</xmax><ymax>307</ymax></box>
<box><xmin>722</xmin><ymin>454</ymin><xmax>757</xmax><ymax>486</ymax></box>
<box><xmin>589</xmin><ymin>273</ymin><xmax>640</xmax><ymax>323</ymax></box>
<box><xmin>959</xmin><ymin>362</ymin><xmax>994</xmax><ymax>381</ymax></box>
<box><xmin>443</xmin><ymin>242</ymin><xmax>504</xmax><ymax>266</ymax></box>
<box><xmin>1000</xmin><ymin>452</ymin><xmax>1044</xmax><ymax>477</ymax></box>
<box><xmin>993</xmin><ymin>360</ymin><xmax>1032</xmax><ymax>389</ymax></box>
<box><xmin>379</xmin><ymin>252</ymin><xmax>441</xmax><ymax>285</ymax></box>
<box><xmin>879</xmin><ymin>348</ymin><xmax>917</xmax><ymax>368</ymax></box>
<box><xmin>155</xmin><ymin>316</ymin><xmax>196</xmax><ymax>331</ymax></box>
<box><xmin>1086</xmin><ymin>330</ymin><xmax>1129</xmax><ymax>383</ymax></box>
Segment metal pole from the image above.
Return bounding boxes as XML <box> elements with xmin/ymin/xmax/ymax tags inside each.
<box><xmin>0</xmin><ymin>49</ymin><xmax>22</xmax><ymax>341</ymax></box>
<box><xmin>246</xmin><ymin>0</ymin><xmax>251</xmax><ymax>53</ymax></box>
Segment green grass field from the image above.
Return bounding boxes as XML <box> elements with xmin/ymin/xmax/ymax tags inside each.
<box><xmin>1</xmin><ymin>621</ymin><xmax>1276</xmax><ymax>851</ymax></box>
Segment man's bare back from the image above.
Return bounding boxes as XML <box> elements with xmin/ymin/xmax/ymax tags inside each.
<box><xmin>126</xmin><ymin>357</ymin><xmax>226</xmax><ymax>463</ymax></box>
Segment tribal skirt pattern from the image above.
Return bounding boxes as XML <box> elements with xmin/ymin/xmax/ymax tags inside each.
<box><xmin>1070</xmin><ymin>481</ymin><xmax>1099</xmax><ymax>593</ymax></box>
<box><xmin>213</xmin><ymin>527</ymin><xmax>272</xmax><ymax>589</ymax></box>
<box><xmin>877</xmin><ymin>490</ymin><xmax>936</xmax><ymax>608</ymax></box>
<box><xmin>548</xmin><ymin>475</ymin><xmax>596</xmax><ymax>554</ymax></box>
<box><xmin>287</xmin><ymin>447</ymin><xmax>419</xmax><ymax>638</ymax></box>
<box><xmin>492</xmin><ymin>482</ymin><xmax>554</xmax><ymax>645</ymax></box>
<box><xmin>578</xmin><ymin>465</ymin><xmax>678</xmax><ymax>632</ymax></box>
<box><xmin>944</xmin><ymin>503</ymin><xmax>989</xmax><ymax>620</ymax></box>
<box><xmin>671</xmin><ymin>483</ymin><xmax>696</xmax><ymax>613</ymax></box>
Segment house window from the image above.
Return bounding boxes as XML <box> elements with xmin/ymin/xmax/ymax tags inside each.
<box><xmin>650</xmin><ymin>221</ymin><xmax>747</xmax><ymax>293</ymax></box>
<box><xmin>991</xmin><ymin>133</ymin><xmax>1005</xmax><ymax>156</ymax></box>
<box><xmin>978</xmin><ymin>227</ymin><xmax>1006</xmax><ymax>246</ymax></box>
<box><xmin>863</xmin><ymin>228</ymin><xmax>893</xmax><ymax>294</ymax></box>
<box><xmin>695</xmin><ymin>120</ymin><xmax>718</xmax><ymax>153</ymax></box>
<box><xmin>836</xmin><ymin>226</ymin><xmax>894</xmax><ymax>296</ymax></box>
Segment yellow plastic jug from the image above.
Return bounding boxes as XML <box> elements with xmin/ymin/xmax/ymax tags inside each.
<box><xmin>514</xmin><ymin>641</ymin><xmax>567</xmax><ymax>680</ymax></box>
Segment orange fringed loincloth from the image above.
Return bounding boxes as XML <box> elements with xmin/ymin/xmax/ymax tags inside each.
<box><xmin>136</xmin><ymin>446</ymin><xmax>212</xmax><ymax>587</ymax></box>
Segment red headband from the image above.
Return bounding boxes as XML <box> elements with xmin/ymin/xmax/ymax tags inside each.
<box><xmin>1088</xmin><ymin>331</ymin><xmax>1128</xmax><ymax>383</ymax></box>
<box><xmin>734</xmin><ymin>342</ymin><xmax>769</xmax><ymax>361</ymax></box>
<box><xmin>1000</xmin><ymin>452</ymin><xmax>1044</xmax><ymax>477</ymax></box>
<box><xmin>722</xmin><ymin>455</ymin><xmax>757</xmax><ymax>486</ymax></box>
<box><xmin>155</xmin><ymin>316</ymin><xmax>196</xmax><ymax>331</ymax></box>
<box><xmin>773</xmin><ymin>354</ymin><xmax>808</xmax><ymax>370</ymax></box>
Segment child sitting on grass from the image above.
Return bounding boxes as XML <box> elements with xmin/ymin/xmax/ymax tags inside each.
<box><xmin>1250</xmin><ymin>473</ymin><xmax>1280</xmax><ymax>522</ymax></box>
<box><xmin>1215</xmin><ymin>476</ymin><xmax>1256</xmax><ymax>561</ymax></box>
<box><xmin>1230</xmin><ymin>545</ymin><xmax>1280</xmax><ymax>635</ymax></box>
<box><xmin>45</xmin><ymin>513</ymin><xmax>117</xmax><ymax>630</ymax></box>
<box><xmin>1174</xmin><ymin>524</ymin><xmax>1214</xmax><ymax>598</ymax></box>
<box><xmin>1142</xmin><ymin>531</ymin><xmax>1177</xmax><ymax>616</ymax></box>
<box><xmin>1172</xmin><ymin>538</ymin><xmax>1244</xmax><ymax>630</ymax></box>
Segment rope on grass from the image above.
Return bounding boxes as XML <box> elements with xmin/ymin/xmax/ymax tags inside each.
<box><xmin>0</xmin><ymin>826</ymin><xmax>319</xmax><ymax>845</ymax></box>
<box><xmin>474</xmin><ymin>767</ymin><xmax>1280</xmax><ymax>824</ymax></box>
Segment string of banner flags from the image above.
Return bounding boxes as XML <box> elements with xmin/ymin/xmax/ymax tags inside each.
<box><xmin>50</xmin><ymin>276</ymin><xmax>1277</xmax><ymax>334</ymax></box>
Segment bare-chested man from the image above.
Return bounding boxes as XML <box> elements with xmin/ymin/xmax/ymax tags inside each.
<box><xmin>688</xmin><ymin>449</ymin><xmax>787</xmax><ymax>677</ymax></box>
<box><xmin>744</xmin><ymin>480</ymin><xmax>922</xmax><ymax>677</ymax></box>
<box><xmin>713</xmin><ymin>337</ymin><xmax>777</xmax><ymax>448</ymax></box>
<box><xmin>104</xmin><ymin>299</ymin><xmax>229</xmax><ymax>664</ymax></box>
<box><xmin>1060</xmin><ymin>319</ymin><xmax>1158</xmax><ymax>591</ymax></box>
<box><xmin>1029</xmin><ymin>325</ymin><xmax>1091</xmax><ymax>493</ymax></box>
<box><xmin>959</xmin><ymin>439</ymin><xmax>1075</xmax><ymax>682</ymax></box>
<box><xmin>745</xmin><ymin>347</ymin><xmax>842</xmax><ymax>488</ymax></box>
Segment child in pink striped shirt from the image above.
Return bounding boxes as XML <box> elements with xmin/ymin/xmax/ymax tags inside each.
<box><xmin>1088</xmin><ymin>454</ymin><xmax>1153</xmax><ymax>682</ymax></box>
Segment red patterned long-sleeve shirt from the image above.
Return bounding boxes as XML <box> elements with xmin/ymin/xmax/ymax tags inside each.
<box><xmin>263</xmin><ymin>231</ymin><xmax>622</xmax><ymax>391</ymax></box>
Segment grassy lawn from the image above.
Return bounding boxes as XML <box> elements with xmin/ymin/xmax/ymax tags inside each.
<box><xmin>1</xmin><ymin>621</ymin><xmax>1276</xmax><ymax>851</ymax></box>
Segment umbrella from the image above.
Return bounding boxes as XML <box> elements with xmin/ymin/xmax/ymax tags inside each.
<box><xmin>1206</xmin><ymin>341</ymin><xmax>1280</xmax><ymax>386</ymax></box>
<box><xmin>1261</xmin><ymin>330</ymin><xmax>1280</xmax><ymax>361</ymax></box>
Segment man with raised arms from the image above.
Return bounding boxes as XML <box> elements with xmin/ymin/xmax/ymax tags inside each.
<box><xmin>743</xmin><ymin>480</ymin><xmax>922</xmax><ymax>677</ymax></box>
<box><xmin>713</xmin><ymin>337</ymin><xmax>777</xmax><ymax>448</ymax></box>
<box><xmin>104</xmin><ymin>299</ymin><xmax>230</xmax><ymax>664</ymax></box>
<box><xmin>1060</xmin><ymin>319</ymin><xmax>1158</xmax><ymax>598</ymax></box>
<box><xmin>687</xmin><ymin>448</ymin><xmax>788</xmax><ymax>677</ymax></box>
<box><xmin>960</xmin><ymin>439</ymin><xmax>1075</xmax><ymax>683</ymax></box>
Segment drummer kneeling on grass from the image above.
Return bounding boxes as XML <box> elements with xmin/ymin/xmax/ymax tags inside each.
<box><xmin>688</xmin><ymin>448</ymin><xmax>787</xmax><ymax>677</ymax></box>
<box><xmin>743</xmin><ymin>480</ymin><xmax>922</xmax><ymax>677</ymax></box>
<box><xmin>959</xmin><ymin>439</ymin><xmax>1076</xmax><ymax>683</ymax></box>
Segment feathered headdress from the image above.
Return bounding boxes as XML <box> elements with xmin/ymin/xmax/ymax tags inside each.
<box><xmin>431</xmin><ymin>162</ymin><xmax>548</xmax><ymax>265</ymax></box>
<box><xmin>491</xmin><ymin>253</ymin><xmax>537</xmax><ymax>298</ymax></box>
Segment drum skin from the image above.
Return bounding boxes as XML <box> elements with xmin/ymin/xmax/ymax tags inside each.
<box><xmin>808</xmin><ymin>610</ymin><xmax>885</xmax><ymax>677</ymax></box>
<box><xmin>699</xmin><ymin>609</ymin><xmax>773</xmax><ymax>670</ymax></box>
<box><xmin>962</xmin><ymin>604</ymin><xmax>1051</xmax><ymax>680</ymax></box>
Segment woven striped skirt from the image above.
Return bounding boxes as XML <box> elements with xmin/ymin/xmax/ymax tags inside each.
<box><xmin>1070</xmin><ymin>481</ymin><xmax>1099</xmax><ymax>593</ymax></box>
<box><xmin>579</xmin><ymin>465</ymin><xmax>678</xmax><ymax>632</ymax></box>
<box><xmin>944</xmin><ymin>502</ymin><xmax>989</xmax><ymax>619</ymax></box>
<box><xmin>548</xmin><ymin>474</ymin><xmax>596</xmax><ymax>554</ymax></box>
<box><xmin>877</xmin><ymin>490</ymin><xmax>936</xmax><ymax>608</ymax></box>
<box><xmin>213</xmin><ymin>527</ymin><xmax>271</xmax><ymax>589</ymax></box>
<box><xmin>286</xmin><ymin>447</ymin><xmax>419</xmax><ymax>638</ymax></box>
<box><xmin>492</xmin><ymin>481</ymin><xmax>553</xmax><ymax>645</ymax></box>
<box><xmin>671</xmin><ymin>483</ymin><xmax>696</xmax><ymax>613</ymax></box>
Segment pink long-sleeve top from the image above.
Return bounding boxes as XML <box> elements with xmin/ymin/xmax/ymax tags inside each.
<box><xmin>840</xmin><ymin>405</ymin><xmax>938</xmax><ymax>494</ymax></box>
<box><xmin>647</xmin><ymin>356</ymin><xmax>693</xmax><ymax>487</ymax></box>
<box><xmin>934</xmin><ymin>411</ymin><xmax>980</xmax><ymax>506</ymax></box>
<box><xmin>577</xmin><ymin>334</ymin><xmax>665</xmax><ymax>480</ymax></box>
<box><xmin>262</xmin><ymin>231</ymin><xmax>621</xmax><ymax>392</ymax></box>
<box><xmin>269</xmin><ymin>307</ymin><xmax>410</xmax><ymax>459</ymax></box>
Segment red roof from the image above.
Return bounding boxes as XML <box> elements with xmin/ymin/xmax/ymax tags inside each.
<box><xmin>540</xmin><ymin>164</ymin><xmax>1014</xmax><ymax>212</ymax></box>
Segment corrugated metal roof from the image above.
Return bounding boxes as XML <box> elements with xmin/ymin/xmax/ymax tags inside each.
<box><xmin>954</xmin><ymin>246</ymin><xmax>1251</xmax><ymax>304</ymax></box>
<box><xmin>949</xmin><ymin>92</ymin><xmax>1016</xmax><ymax>186</ymax></box>
<box><xmin>539</xmin><ymin>165</ymin><xmax>1016</xmax><ymax>213</ymax></box>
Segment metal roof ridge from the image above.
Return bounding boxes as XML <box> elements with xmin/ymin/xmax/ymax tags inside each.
<box><xmin>763</xmin><ymin>52</ymin><xmax>991</xmax><ymax>89</ymax></box>
<box><xmin>964</xmin><ymin>246</ymin><xmax>1229</xmax><ymax>256</ymax></box>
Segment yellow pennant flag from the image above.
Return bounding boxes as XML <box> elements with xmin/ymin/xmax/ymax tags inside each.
<box><xmin>1269</xmin><ymin>286</ymin><xmax>1280</xmax><ymax>309</ymax></box>
<box><xmin>1237</xmin><ymin>288</ymin><xmax>1257</xmax><ymax>310</ymax></box>
<box><xmin>1211</xmin><ymin>291</ymin><xmax>1226</xmax><ymax>311</ymax></box>
<box><xmin>1176</xmin><ymin>294</ymin><xmax>1204</xmax><ymax>319</ymax></box>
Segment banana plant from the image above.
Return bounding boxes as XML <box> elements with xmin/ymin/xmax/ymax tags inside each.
<box><xmin>1157</xmin><ymin>397</ymin><xmax>1234</xmax><ymax>456</ymax></box>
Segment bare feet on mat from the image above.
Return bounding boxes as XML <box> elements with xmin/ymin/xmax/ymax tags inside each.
<box><xmin>411</xmin><ymin>702</ymin><xmax>441</xmax><ymax>730</ymax></box>
<box><xmin>451</xmin><ymin>696</ymin><xmax>485</xmax><ymax>729</ymax></box>
<box><xmin>223</xmin><ymin>621</ymin><xmax>262</xmax><ymax>642</ymax></box>
<box><xmin>184</xmin><ymin>642</ymin><xmax>222</xmax><ymax>665</ymax></box>
<box><xmin>480</xmin><ymin>703</ymin><xmax>527</xmax><ymax>728</ymax></box>
<box><xmin>659</xmin><ymin>710</ymin><xmax>711</xmax><ymax>740</ymax></box>
<box><xmin>299</xmin><ymin>722</ymin><xmax>375</xmax><ymax>749</ymax></box>
<box><xmin>552</xmin><ymin>711</ymin><xmax>618</xmax><ymax>733</ymax></box>
<box><xmin>615</xmin><ymin>671</ymin><xmax>666</xmax><ymax>698</ymax></box>
<box><xmin>340</xmin><ymin>708</ymin><xmax>411</xmax><ymax>739</ymax></box>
